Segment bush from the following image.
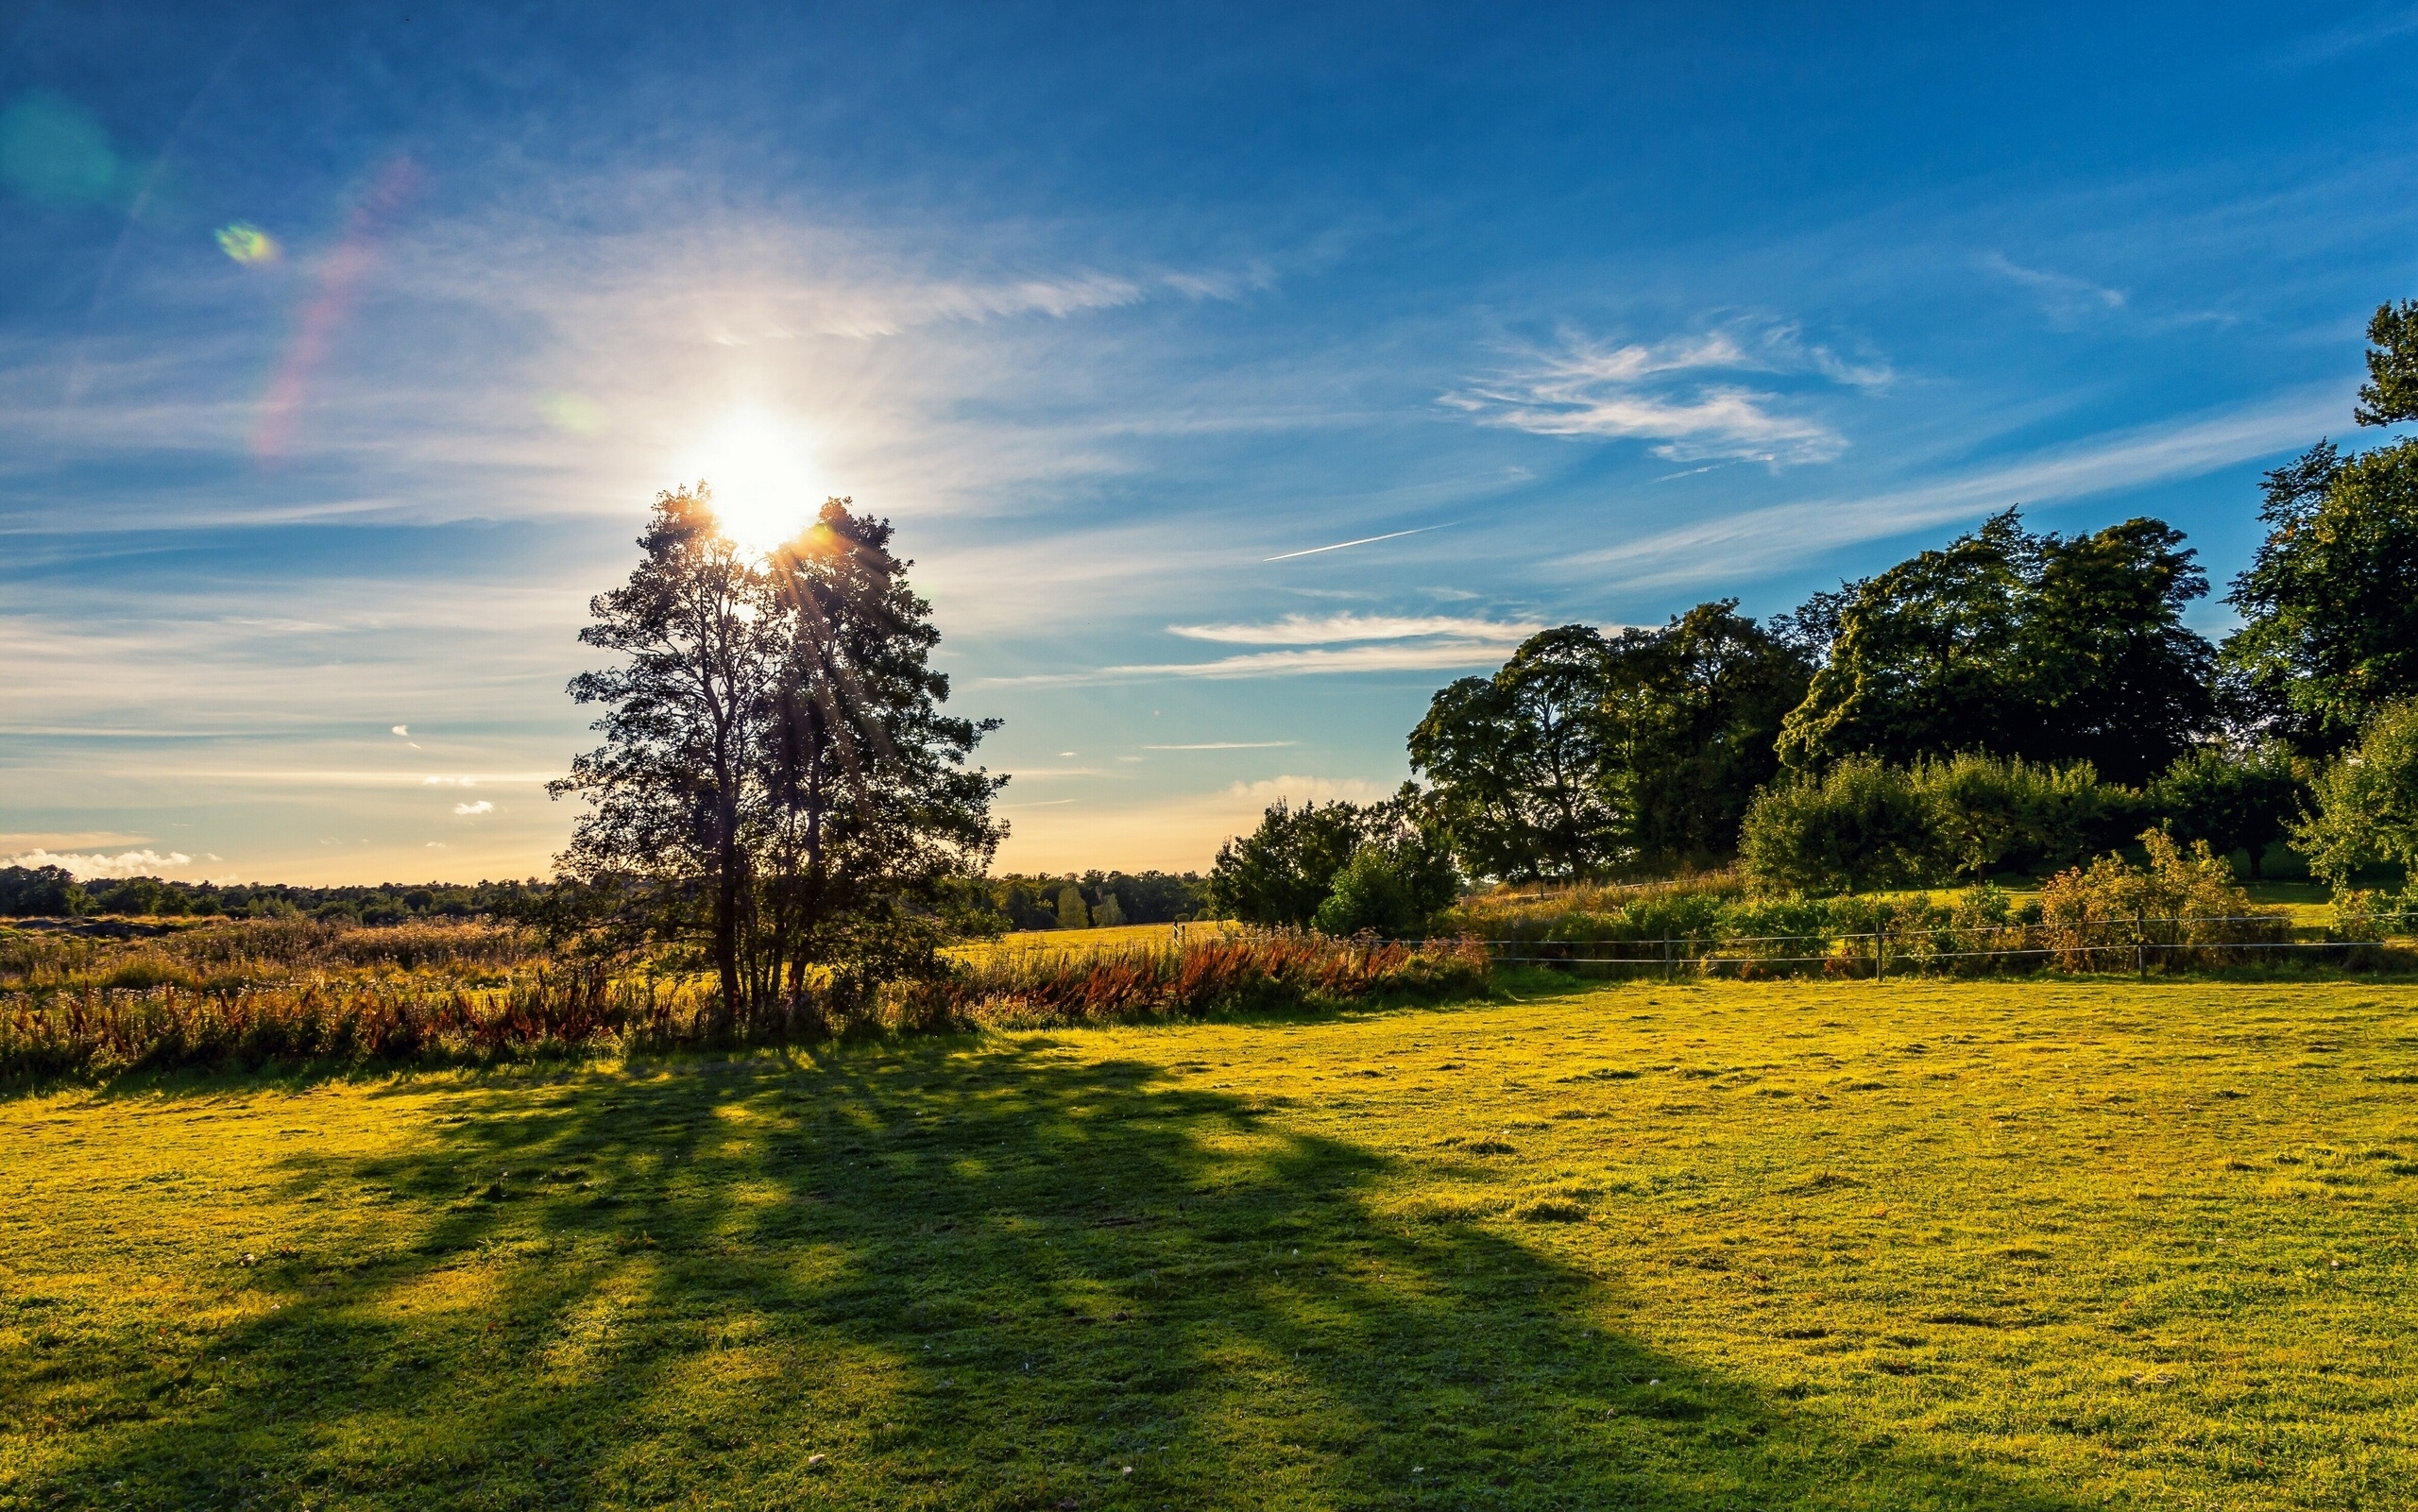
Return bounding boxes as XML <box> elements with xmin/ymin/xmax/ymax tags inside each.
<box><xmin>2037</xmin><ymin>828</ymin><xmax>2283</xmax><ymax>969</ymax></box>
<box><xmin>1313</xmin><ymin>846</ymin><xmax>1423</xmax><ymax>937</ymax></box>
<box><xmin>1739</xmin><ymin>756</ymin><xmax>1935</xmax><ymax>892</ymax></box>
<box><xmin>1742</xmin><ymin>754</ymin><xmax>2133</xmax><ymax>893</ymax></box>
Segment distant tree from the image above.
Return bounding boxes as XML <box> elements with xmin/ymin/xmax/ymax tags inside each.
<box><xmin>2146</xmin><ymin>743</ymin><xmax>2306</xmax><ymax>879</ymax></box>
<box><xmin>1601</xmin><ymin>601</ymin><xmax>1811</xmax><ymax>869</ymax></box>
<box><xmin>1777</xmin><ymin>510</ymin><xmax>2215</xmax><ymax>783</ymax></box>
<box><xmin>1092</xmin><ymin>892</ymin><xmax>1125</xmax><ymax>928</ymax></box>
<box><xmin>1208</xmin><ymin>799</ymin><xmax>1369</xmax><ymax>926</ymax></box>
<box><xmin>1055</xmin><ymin>882</ymin><xmax>1091</xmax><ymax>930</ymax></box>
<box><xmin>0</xmin><ymin>864</ymin><xmax>87</xmax><ymax>917</ymax></box>
<box><xmin>1409</xmin><ymin>625</ymin><xmax>1627</xmax><ymax>881</ymax></box>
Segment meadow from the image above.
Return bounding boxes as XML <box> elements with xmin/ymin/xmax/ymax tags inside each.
<box><xmin>7</xmin><ymin>972</ymin><xmax>2416</xmax><ymax>1509</ymax></box>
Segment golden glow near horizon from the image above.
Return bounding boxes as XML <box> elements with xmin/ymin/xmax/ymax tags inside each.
<box><xmin>678</xmin><ymin>407</ymin><xmax>825</xmax><ymax>553</ymax></box>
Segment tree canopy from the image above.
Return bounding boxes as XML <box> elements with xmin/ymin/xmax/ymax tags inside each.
<box><xmin>551</xmin><ymin>488</ymin><xmax>1002</xmax><ymax>1023</ymax></box>
<box><xmin>1776</xmin><ymin>510</ymin><xmax>2214</xmax><ymax>784</ymax></box>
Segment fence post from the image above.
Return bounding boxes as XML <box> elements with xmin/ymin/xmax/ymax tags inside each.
<box><xmin>2135</xmin><ymin>909</ymin><xmax>2147</xmax><ymax>979</ymax></box>
<box><xmin>1662</xmin><ymin>936</ymin><xmax>1673</xmax><ymax>983</ymax></box>
<box><xmin>1875</xmin><ymin>926</ymin><xmax>1886</xmax><ymax>982</ymax></box>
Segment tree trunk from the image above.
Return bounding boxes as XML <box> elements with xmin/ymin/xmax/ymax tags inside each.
<box><xmin>714</xmin><ymin>787</ymin><xmax>742</xmax><ymax>1030</ymax></box>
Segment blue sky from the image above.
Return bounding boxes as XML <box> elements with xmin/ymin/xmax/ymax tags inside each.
<box><xmin>6</xmin><ymin>3</ymin><xmax>2417</xmax><ymax>884</ymax></box>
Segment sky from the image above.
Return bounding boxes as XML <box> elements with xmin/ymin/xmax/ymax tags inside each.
<box><xmin>5</xmin><ymin>3</ymin><xmax>2418</xmax><ymax>886</ymax></box>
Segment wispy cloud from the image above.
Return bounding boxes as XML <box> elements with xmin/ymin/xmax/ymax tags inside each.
<box><xmin>1166</xmin><ymin>613</ymin><xmax>1541</xmax><ymax>646</ymax></box>
<box><xmin>1002</xmin><ymin>640</ymin><xmax>1527</xmax><ymax>685</ymax></box>
<box><xmin>452</xmin><ymin>800</ymin><xmax>495</xmax><ymax>816</ymax></box>
<box><xmin>3</xmin><ymin>847</ymin><xmax>196</xmax><ymax>879</ymax></box>
<box><xmin>1981</xmin><ymin>252</ymin><xmax>2127</xmax><ymax>327</ymax></box>
<box><xmin>1142</xmin><ymin>741</ymin><xmax>1298</xmax><ymax>750</ymax></box>
<box><xmin>1443</xmin><ymin>322</ymin><xmax>1884</xmax><ymax>465</ymax></box>
<box><xmin>1561</xmin><ymin>387</ymin><xmax>2342</xmax><ymax>589</ymax></box>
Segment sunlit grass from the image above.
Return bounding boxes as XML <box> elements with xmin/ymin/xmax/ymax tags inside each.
<box><xmin>6</xmin><ymin>976</ymin><xmax>2415</xmax><ymax>1507</ymax></box>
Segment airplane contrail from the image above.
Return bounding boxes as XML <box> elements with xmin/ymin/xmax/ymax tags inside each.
<box><xmin>1262</xmin><ymin>522</ymin><xmax>1453</xmax><ymax>562</ymax></box>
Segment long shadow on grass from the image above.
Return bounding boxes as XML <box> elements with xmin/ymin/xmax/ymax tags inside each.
<box><xmin>19</xmin><ymin>1038</ymin><xmax>2085</xmax><ymax>1510</ymax></box>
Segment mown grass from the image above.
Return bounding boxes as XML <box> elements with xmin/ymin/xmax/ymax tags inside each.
<box><xmin>5</xmin><ymin>976</ymin><xmax>2416</xmax><ymax>1509</ymax></box>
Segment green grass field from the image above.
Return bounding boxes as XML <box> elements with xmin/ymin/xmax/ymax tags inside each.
<box><xmin>7</xmin><ymin>975</ymin><xmax>2416</xmax><ymax>1509</ymax></box>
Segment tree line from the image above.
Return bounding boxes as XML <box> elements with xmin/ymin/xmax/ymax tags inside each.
<box><xmin>0</xmin><ymin>869</ymin><xmax>552</xmax><ymax>924</ymax></box>
<box><xmin>1216</xmin><ymin>299</ymin><xmax>2418</xmax><ymax>926</ymax></box>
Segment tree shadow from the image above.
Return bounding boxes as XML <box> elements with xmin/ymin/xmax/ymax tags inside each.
<box><xmin>17</xmin><ymin>1036</ymin><xmax>2086</xmax><ymax>1509</ymax></box>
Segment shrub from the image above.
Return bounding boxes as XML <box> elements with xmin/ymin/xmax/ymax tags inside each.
<box><xmin>1739</xmin><ymin>756</ymin><xmax>1934</xmax><ymax>892</ymax></box>
<box><xmin>1911</xmin><ymin>753</ymin><xmax>2125</xmax><ymax>879</ymax></box>
<box><xmin>1313</xmin><ymin>846</ymin><xmax>1423</xmax><ymax>938</ymax></box>
<box><xmin>2037</xmin><ymin>828</ymin><xmax>2283</xmax><ymax>970</ymax></box>
<box><xmin>899</xmin><ymin>930</ymin><xmax>1490</xmax><ymax>1028</ymax></box>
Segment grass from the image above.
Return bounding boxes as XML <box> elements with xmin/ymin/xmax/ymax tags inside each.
<box><xmin>6</xmin><ymin>974</ymin><xmax>2417</xmax><ymax>1509</ymax></box>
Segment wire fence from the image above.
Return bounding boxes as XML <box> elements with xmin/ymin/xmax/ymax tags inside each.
<box><xmin>1370</xmin><ymin>915</ymin><xmax>2417</xmax><ymax>979</ymax></box>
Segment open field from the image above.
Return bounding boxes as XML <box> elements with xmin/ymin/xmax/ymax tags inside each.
<box><xmin>6</xmin><ymin>976</ymin><xmax>2418</xmax><ymax>1509</ymax></box>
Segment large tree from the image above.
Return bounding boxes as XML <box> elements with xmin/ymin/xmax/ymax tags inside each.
<box><xmin>552</xmin><ymin>488</ymin><xmax>1002</xmax><ymax>1024</ymax></box>
<box><xmin>1409</xmin><ymin>625</ymin><xmax>1627</xmax><ymax>881</ymax></box>
<box><xmin>553</xmin><ymin>487</ymin><xmax>769</xmax><ymax>1018</ymax></box>
<box><xmin>1600</xmin><ymin>601</ymin><xmax>1810</xmax><ymax>868</ymax></box>
<box><xmin>1776</xmin><ymin>510</ymin><xmax>2215</xmax><ymax>784</ymax></box>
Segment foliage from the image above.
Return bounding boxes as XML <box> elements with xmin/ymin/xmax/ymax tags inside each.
<box><xmin>1777</xmin><ymin>510</ymin><xmax>2216</xmax><ymax>783</ymax></box>
<box><xmin>1601</xmin><ymin>601</ymin><xmax>1811</xmax><ymax>869</ymax></box>
<box><xmin>1737</xmin><ymin>756</ymin><xmax>1940</xmax><ymax>892</ymax></box>
<box><xmin>1207</xmin><ymin>788</ymin><xmax>1456</xmax><ymax>930</ymax></box>
<box><xmin>1410</xmin><ymin>606</ymin><xmax>1809</xmax><ymax>880</ymax></box>
<box><xmin>1409</xmin><ymin>624</ymin><xmax>1630</xmax><ymax>880</ymax></box>
<box><xmin>899</xmin><ymin>931</ymin><xmax>1490</xmax><ymax>1028</ymax></box>
<box><xmin>2035</xmin><ymin>829</ymin><xmax>2282</xmax><ymax>969</ymax></box>
<box><xmin>0</xmin><ymin>865</ymin><xmax>87</xmax><ymax>917</ymax></box>
<box><xmin>1740</xmin><ymin>754</ymin><xmax>2133</xmax><ymax>893</ymax></box>
<box><xmin>2146</xmin><ymin>741</ymin><xmax>2307</xmax><ymax>878</ymax></box>
<box><xmin>984</xmin><ymin>870</ymin><xmax>1208</xmax><ymax>930</ymax></box>
<box><xmin>2222</xmin><ymin>435</ymin><xmax>2418</xmax><ymax>748</ymax></box>
<box><xmin>1206</xmin><ymin>797</ymin><xmax>1369</xmax><ymax>926</ymax></box>
<box><xmin>2292</xmin><ymin>698</ymin><xmax>2418</xmax><ymax>892</ymax></box>
<box><xmin>1311</xmin><ymin>846</ymin><xmax>1425</xmax><ymax>936</ymax></box>
<box><xmin>552</xmin><ymin>490</ymin><xmax>1003</xmax><ymax>1025</ymax></box>
<box><xmin>2355</xmin><ymin>297</ymin><xmax>2418</xmax><ymax>427</ymax></box>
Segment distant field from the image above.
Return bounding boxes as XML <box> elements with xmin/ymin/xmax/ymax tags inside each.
<box><xmin>7</xmin><ymin>976</ymin><xmax>2416</xmax><ymax>1508</ymax></box>
<box><xmin>947</xmin><ymin>921</ymin><xmax>1240</xmax><ymax>964</ymax></box>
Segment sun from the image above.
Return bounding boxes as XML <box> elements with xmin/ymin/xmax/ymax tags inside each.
<box><xmin>678</xmin><ymin>408</ymin><xmax>824</xmax><ymax>554</ymax></box>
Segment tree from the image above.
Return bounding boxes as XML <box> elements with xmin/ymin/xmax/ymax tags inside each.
<box><xmin>2146</xmin><ymin>743</ymin><xmax>2305</xmax><ymax>879</ymax></box>
<box><xmin>1601</xmin><ymin>602</ymin><xmax>1810</xmax><ymax>868</ymax></box>
<box><xmin>0</xmin><ymin>864</ymin><xmax>87</xmax><ymax>917</ymax></box>
<box><xmin>552</xmin><ymin>489</ymin><xmax>1002</xmax><ymax>1023</ymax></box>
<box><xmin>1777</xmin><ymin>510</ymin><xmax>2215</xmax><ymax>783</ymax></box>
<box><xmin>1208</xmin><ymin>788</ymin><xmax>1457</xmax><ymax>929</ymax></box>
<box><xmin>1207</xmin><ymin>799</ymin><xmax>1368</xmax><ymax>926</ymax></box>
<box><xmin>749</xmin><ymin>501</ymin><xmax>1005</xmax><ymax>1008</ymax></box>
<box><xmin>1409</xmin><ymin>625</ymin><xmax>1627</xmax><ymax>881</ymax></box>
<box><xmin>2223</xmin><ymin>436</ymin><xmax>2418</xmax><ymax>749</ymax></box>
<box><xmin>2291</xmin><ymin>700</ymin><xmax>2418</xmax><ymax>891</ymax></box>
<box><xmin>1054</xmin><ymin>882</ymin><xmax>1091</xmax><ymax>930</ymax></box>
<box><xmin>2355</xmin><ymin>298</ymin><xmax>2418</xmax><ymax>427</ymax></box>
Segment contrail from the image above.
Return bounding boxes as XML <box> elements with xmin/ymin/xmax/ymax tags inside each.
<box><xmin>1263</xmin><ymin>523</ymin><xmax>1452</xmax><ymax>562</ymax></box>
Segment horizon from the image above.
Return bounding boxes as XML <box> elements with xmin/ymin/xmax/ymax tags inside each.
<box><xmin>9</xmin><ymin>4</ymin><xmax>2418</xmax><ymax>887</ymax></box>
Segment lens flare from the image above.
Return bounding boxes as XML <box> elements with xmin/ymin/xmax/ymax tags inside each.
<box><xmin>676</xmin><ymin>408</ymin><xmax>825</xmax><ymax>553</ymax></box>
<box><xmin>215</xmin><ymin>221</ymin><xmax>279</xmax><ymax>264</ymax></box>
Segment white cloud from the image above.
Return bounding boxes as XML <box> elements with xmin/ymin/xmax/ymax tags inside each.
<box><xmin>453</xmin><ymin>800</ymin><xmax>495</xmax><ymax>816</ymax></box>
<box><xmin>3</xmin><ymin>847</ymin><xmax>195</xmax><ymax>879</ymax></box>
<box><xmin>1444</xmin><ymin>322</ymin><xmax>1886</xmax><ymax>465</ymax></box>
<box><xmin>391</xmin><ymin>723</ymin><xmax>409</xmax><ymax>736</ymax></box>
<box><xmin>1167</xmin><ymin>613</ymin><xmax>1541</xmax><ymax>646</ymax></box>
